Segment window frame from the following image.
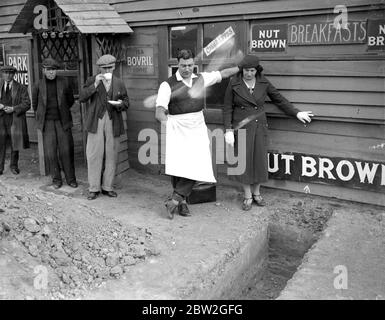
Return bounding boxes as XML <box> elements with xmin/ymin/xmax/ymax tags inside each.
<box><xmin>167</xmin><ymin>21</ymin><xmax>248</xmax><ymax>110</ymax></box>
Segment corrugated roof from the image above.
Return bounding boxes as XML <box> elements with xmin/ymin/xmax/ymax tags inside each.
<box><xmin>9</xmin><ymin>0</ymin><xmax>133</xmax><ymax>34</ymax></box>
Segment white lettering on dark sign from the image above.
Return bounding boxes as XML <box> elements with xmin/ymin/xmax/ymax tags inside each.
<box><xmin>267</xmin><ymin>152</ymin><xmax>384</xmax><ymax>192</ymax></box>
<box><xmin>251</xmin><ymin>24</ymin><xmax>287</xmax><ymax>52</ymax></box>
<box><xmin>367</xmin><ymin>19</ymin><xmax>385</xmax><ymax>51</ymax></box>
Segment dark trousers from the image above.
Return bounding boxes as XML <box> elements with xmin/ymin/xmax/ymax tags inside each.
<box><xmin>171</xmin><ymin>176</ymin><xmax>195</xmax><ymax>200</ymax></box>
<box><xmin>43</xmin><ymin>119</ymin><xmax>76</xmax><ymax>185</ymax></box>
<box><xmin>0</xmin><ymin>114</ymin><xmax>19</xmax><ymax>172</ymax></box>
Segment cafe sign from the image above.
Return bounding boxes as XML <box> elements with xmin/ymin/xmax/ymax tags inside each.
<box><xmin>288</xmin><ymin>21</ymin><xmax>367</xmax><ymax>45</ymax></box>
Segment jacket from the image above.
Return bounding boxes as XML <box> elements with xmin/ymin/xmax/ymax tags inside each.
<box><xmin>0</xmin><ymin>79</ymin><xmax>30</xmax><ymax>149</ymax></box>
<box><xmin>223</xmin><ymin>73</ymin><xmax>299</xmax><ymax>129</ymax></box>
<box><xmin>79</xmin><ymin>75</ymin><xmax>129</xmax><ymax>137</ymax></box>
<box><xmin>32</xmin><ymin>77</ymin><xmax>75</xmax><ymax>131</ymax></box>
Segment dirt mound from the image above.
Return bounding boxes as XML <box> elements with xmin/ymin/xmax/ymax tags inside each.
<box><xmin>270</xmin><ymin>199</ymin><xmax>333</xmax><ymax>234</ymax></box>
<box><xmin>0</xmin><ymin>181</ymin><xmax>159</xmax><ymax>299</ymax></box>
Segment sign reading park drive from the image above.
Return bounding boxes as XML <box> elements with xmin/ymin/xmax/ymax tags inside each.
<box><xmin>6</xmin><ymin>53</ymin><xmax>30</xmax><ymax>86</ymax></box>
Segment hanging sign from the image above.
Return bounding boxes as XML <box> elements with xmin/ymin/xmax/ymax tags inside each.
<box><xmin>367</xmin><ymin>19</ymin><xmax>385</xmax><ymax>51</ymax></box>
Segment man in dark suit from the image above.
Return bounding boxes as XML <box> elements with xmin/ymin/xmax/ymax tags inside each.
<box><xmin>79</xmin><ymin>54</ymin><xmax>129</xmax><ymax>200</ymax></box>
<box><xmin>0</xmin><ymin>65</ymin><xmax>30</xmax><ymax>175</ymax></box>
<box><xmin>32</xmin><ymin>58</ymin><xmax>77</xmax><ymax>189</ymax></box>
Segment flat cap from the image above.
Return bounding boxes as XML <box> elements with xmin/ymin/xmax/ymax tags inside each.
<box><xmin>96</xmin><ymin>54</ymin><xmax>116</xmax><ymax>67</ymax></box>
<box><xmin>1</xmin><ymin>65</ymin><xmax>17</xmax><ymax>73</ymax></box>
<box><xmin>42</xmin><ymin>58</ymin><xmax>60</xmax><ymax>69</ymax></box>
<box><xmin>239</xmin><ymin>54</ymin><xmax>260</xmax><ymax>69</ymax></box>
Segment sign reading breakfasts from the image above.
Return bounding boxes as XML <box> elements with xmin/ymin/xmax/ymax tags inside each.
<box><xmin>249</xmin><ymin>20</ymin><xmax>385</xmax><ymax>52</ymax></box>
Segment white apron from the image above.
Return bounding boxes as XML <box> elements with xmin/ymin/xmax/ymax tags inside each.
<box><xmin>165</xmin><ymin>111</ymin><xmax>216</xmax><ymax>183</ymax></box>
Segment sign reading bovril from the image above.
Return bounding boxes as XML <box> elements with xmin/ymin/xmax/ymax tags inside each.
<box><xmin>125</xmin><ymin>46</ymin><xmax>154</xmax><ymax>76</ymax></box>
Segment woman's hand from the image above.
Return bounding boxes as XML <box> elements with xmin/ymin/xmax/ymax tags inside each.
<box><xmin>296</xmin><ymin>111</ymin><xmax>314</xmax><ymax>123</ymax></box>
<box><xmin>225</xmin><ymin>131</ymin><xmax>235</xmax><ymax>146</ymax></box>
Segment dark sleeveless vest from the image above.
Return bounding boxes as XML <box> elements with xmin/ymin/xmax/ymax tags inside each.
<box><xmin>166</xmin><ymin>74</ymin><xmax>205</xmax><ymax>115</ymax></box>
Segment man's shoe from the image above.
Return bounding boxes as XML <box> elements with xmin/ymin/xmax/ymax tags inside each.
<box><xmin>10</xmin><ymin>168</ymin><xmax>20</xmax><ymax>175</ymax></box>
<box><xmin>165</xmin><ymin>199</ymin><xmax>179</xmax><ymax>220</ymax></box>
<box><xmin>87</xmin><ymin>192</ymin><xmax>99</xmax><ymax>200</ymax></box>
<box><xmin>53</xmin><ymin>183</ymin><xmax>62</xmax><ymax>189</ymax></box>
<box><xmin>179</xmin><ymin>201</ymin><xmax>191</xmax><ymax>217</ymax></box>
<box><xmin>0</xmin><ymin>171</ymin><xmax>3</xmax><ymax>175</ymax></box>
<box><xmin>101</xmin><ymin>190</ymin><xmax>117</xmax><ymax>197</ymax></box>
<box><xmin>68</xmin><ymin>182</ymin><xmax>78</xmax><ymax>188</ymax></box>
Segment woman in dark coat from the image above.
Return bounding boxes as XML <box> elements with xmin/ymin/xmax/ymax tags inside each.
<box><xmin>223</xmin><ymin>55</ymin><xmax>313</xmax><ymax>210</ymax></box>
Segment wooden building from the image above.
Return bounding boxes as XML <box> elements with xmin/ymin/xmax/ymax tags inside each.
<box><xmin>1</xmin><ymin>0</ymin><xmax>384</xmax><ymax>205</ymax></box>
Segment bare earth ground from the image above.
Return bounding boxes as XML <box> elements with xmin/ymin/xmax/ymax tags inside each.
<box><xmin>0</xmin><ymin>145</ymin><xmax>384</xmax><ymax>300</ymax></box>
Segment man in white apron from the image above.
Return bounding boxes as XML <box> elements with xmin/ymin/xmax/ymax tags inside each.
<box><xmin>155</xmin><ymin>49</ymin><xmax>239</xmax><ymax>219</ymax></box>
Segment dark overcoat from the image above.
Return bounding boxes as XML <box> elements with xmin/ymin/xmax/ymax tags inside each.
<box><xmin>223</xmin><ymin>73</ymin><xmax>299</xmax><ymax>184</ymax></box>
<box><xmin>32</xmin><ymin>77</ymin><xmax>75</xmax><ymax>131</ymax></box>
<box><xmin>79</xmin><ymin>75</ymin><xmax>129</xmax><ymax>137</ymax></box>
<box><xmin>0</xmin><ymin>79</ymin><xmax>30</xmax><ymax>149</ymax></box>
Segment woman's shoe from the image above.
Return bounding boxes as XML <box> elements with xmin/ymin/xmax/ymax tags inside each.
<box><xmin>252</xmin><ymin>194</ymin><xmax>266</xmax><ymax>206</ymax></box>
<box><xmin>242</xmin><ymin>197</ymin><xmax>253</xmax><ymax>211</ymax></box>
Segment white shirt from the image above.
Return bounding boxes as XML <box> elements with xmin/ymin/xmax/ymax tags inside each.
<box><xmin>156</xmin><ymin>70</ymin><xmax>222</xmax><ymax>110</ymax></box>
<box><xmin>3</xmin><ymin>80</ymin><xmax>13</xmax><ymax>91</ymax></box>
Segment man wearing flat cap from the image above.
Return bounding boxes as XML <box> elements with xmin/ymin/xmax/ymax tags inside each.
<box><xmin>0</xmin><ymin>65</ymin><xmax>30</xmax><ymax>175</ymax></box>
<box><xmin>79</xmin><ymin>54</ymin><xmax>129</xmax><ymax>200</ymax></box>
<box><xmin>32</xmin><ymin>58</ymin><xmax>77</xmax><ymax>189</ymax></box>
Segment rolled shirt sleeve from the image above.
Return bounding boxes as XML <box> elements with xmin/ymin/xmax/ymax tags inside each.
<box><xmin>200</xmin><ymin>71</ymin><xmax>222</xmax><ymax>88</ymax></box>
<box><xmin>155</xmin><ymin>81</ymin><xmax>172</xmax><ymax>110</ymax></box>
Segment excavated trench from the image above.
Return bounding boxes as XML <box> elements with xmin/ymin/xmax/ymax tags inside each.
<box><xmin>206</xmin><ymin>208</ymin><xmax>332</xmax><ymax>300</ymax></box>
<box><xmin>240</xmin><ymin>223</ymin><xmax>317</xmax><ymax>300</ymax></box>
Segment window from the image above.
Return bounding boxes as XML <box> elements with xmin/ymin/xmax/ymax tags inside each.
<box><xmin>170</xmin><ymin>25</ymin><xmax>198</xmax><ymax>58</ymax></box>
<box><xmin>167</xmin><ymin>21</ymin><xmax>246</xmax><ymax>110</ymax></box>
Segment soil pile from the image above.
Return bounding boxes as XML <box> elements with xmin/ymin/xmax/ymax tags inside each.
<box><xmin>0</xmin><ymin>181</ymin><xmax>159</xmax><ymax>299</ymax></box>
